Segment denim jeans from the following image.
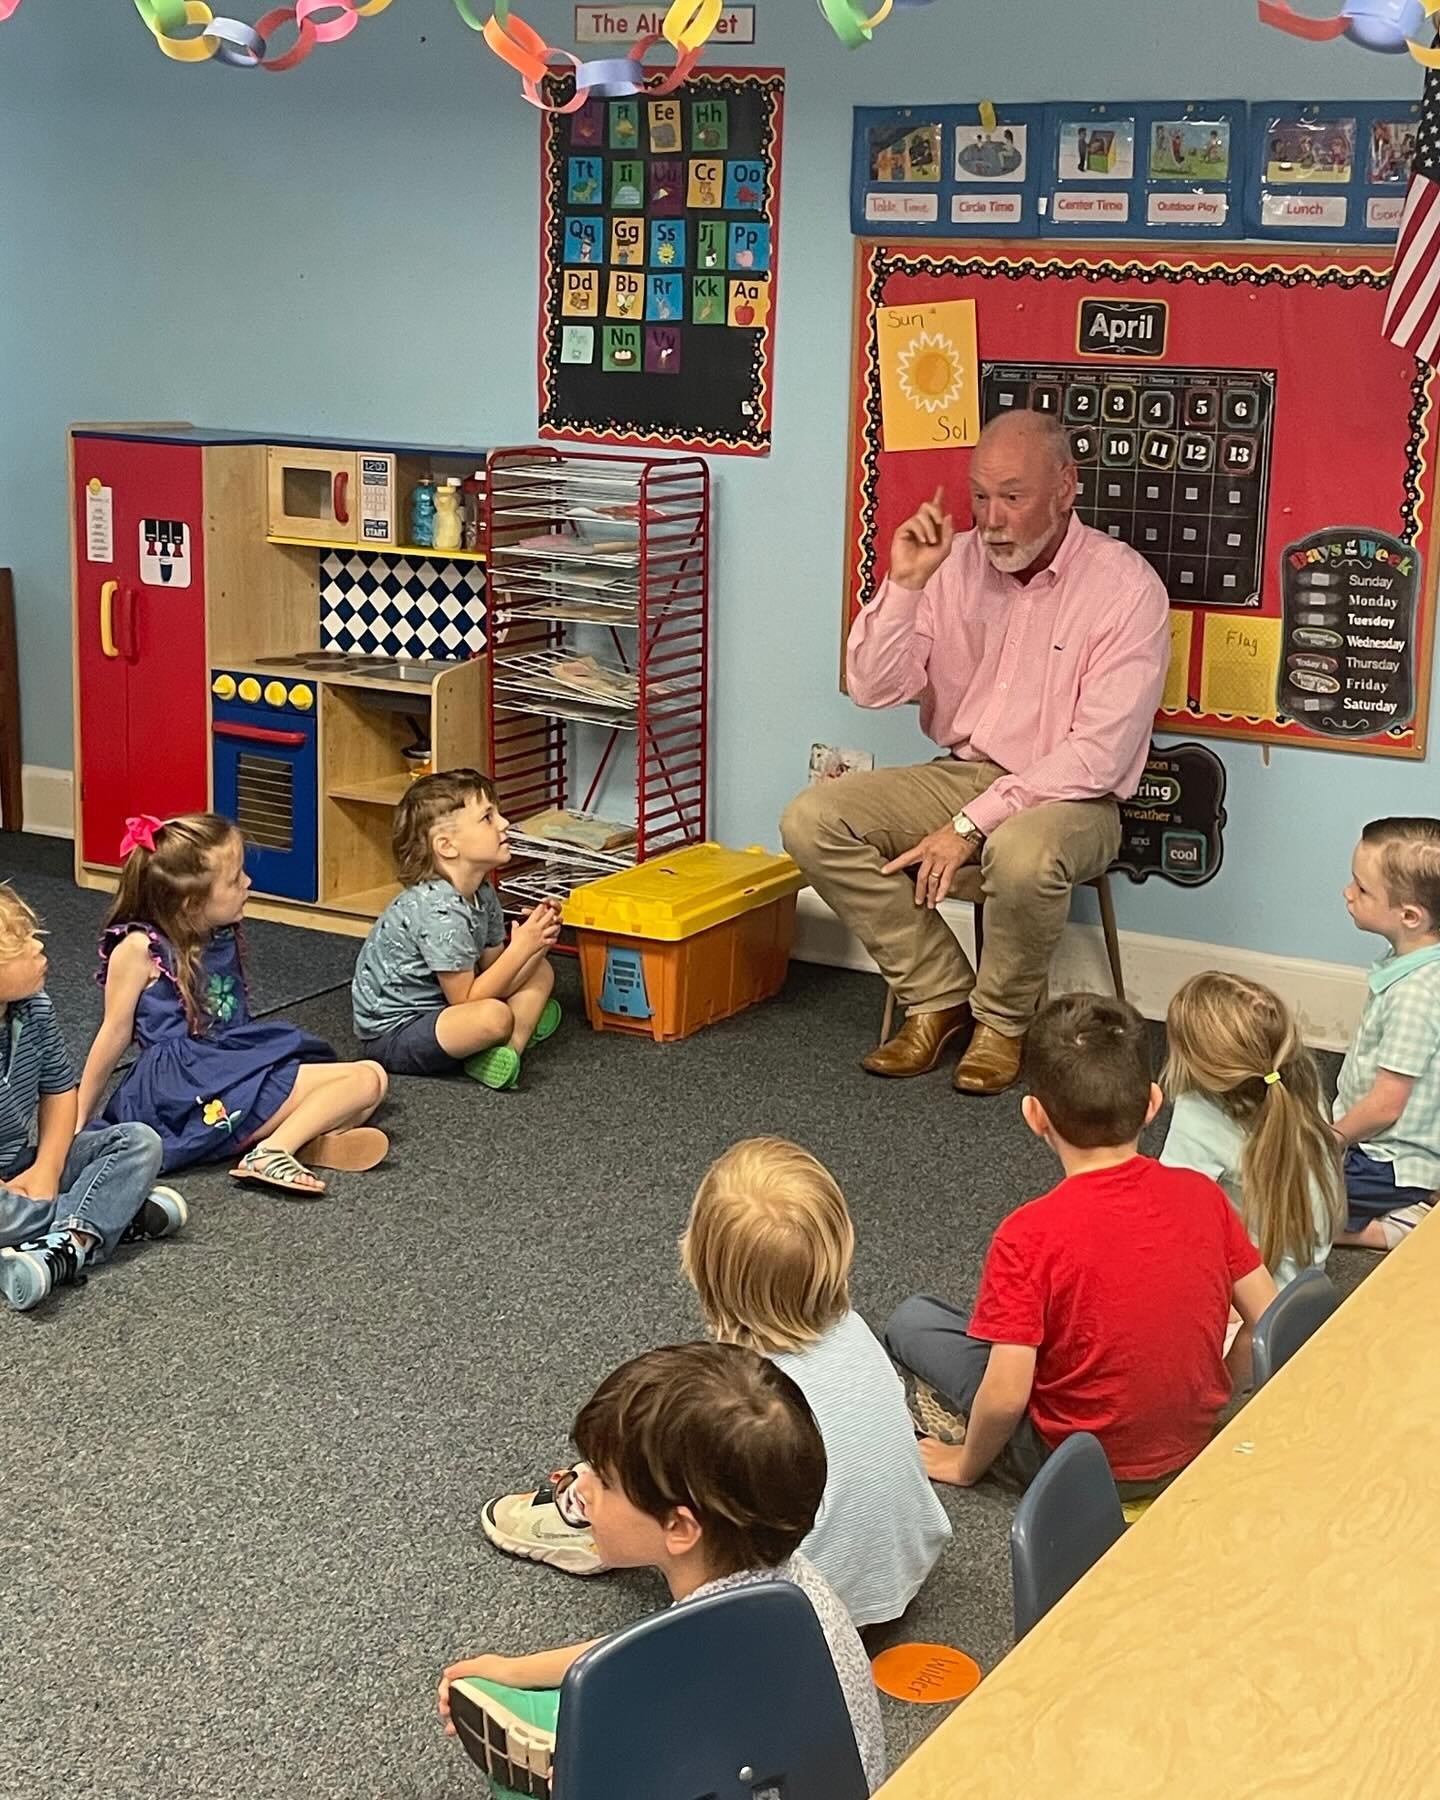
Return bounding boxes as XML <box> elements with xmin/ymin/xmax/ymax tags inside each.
<box><xmin>0</xmin><ymin>1123</ymin><xmax>164</xmax><ymax>1261</ymax></box>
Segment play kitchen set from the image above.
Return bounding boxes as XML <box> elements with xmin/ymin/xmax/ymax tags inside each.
<box><xmin>71</xmin><ymin>426</ymin><xmax>491</xmax><ymax>931</ymax></box>
<box><xmin>69</xmin><ymin>429</ymin><xmax>788</xmax><ymax>1036</ymax></box>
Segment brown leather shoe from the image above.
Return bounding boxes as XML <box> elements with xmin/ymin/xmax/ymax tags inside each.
<box><xmin>953</xmin><ymin>1024</ymin><xmax>1025</xmax><ymax>1095</ymax></box>
<box><xmin>861</xmin><ymin>1002</ymin><xmax>973</xmax><ymax>1078</ymax></box>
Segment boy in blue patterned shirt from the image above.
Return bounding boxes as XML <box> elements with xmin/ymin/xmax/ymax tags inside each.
<box><xmin>1334</xmin><ymin>818</ymin><xmax>1440</xmax><ymax>1252</ymax></box>
<box><xmin>0</xmin><ymin>883</ymin><xmax>185</xmax><ymax>1312</ymax></box>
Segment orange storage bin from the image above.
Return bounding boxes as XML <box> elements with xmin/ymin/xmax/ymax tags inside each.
<box><xmin>562</xmin><ymin>843</ymin><xmax>803</xmax><ymax>1042</ymax></box>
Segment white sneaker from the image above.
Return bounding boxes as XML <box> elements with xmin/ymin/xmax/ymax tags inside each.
<box><xmin>481</xmin><ymin>1479</ymin><xmax>606</xmax><ymax>1576</ymax></box>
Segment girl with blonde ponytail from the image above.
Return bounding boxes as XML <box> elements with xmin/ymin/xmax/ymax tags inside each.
<box><xmin>1161</xmin><ymin>972</ymin><xmax>1344</xmax><ymax>1287</ymax></box>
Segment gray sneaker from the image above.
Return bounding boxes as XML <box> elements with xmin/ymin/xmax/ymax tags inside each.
<box><xmin>1</xmin><ymin>1233</ymin><xmax>88</xmax><ymax>1313</ymax></box>
<box><xmin>121</xmin><ymin>1185</ymin><xmax>188</xmax><ymax>1244</ymax></box>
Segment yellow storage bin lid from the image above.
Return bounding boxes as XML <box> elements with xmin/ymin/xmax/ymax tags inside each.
<box><xmin>562</xmin><ymin>842</ymin><xmax>803</xmax><ymax>942</ymax></box>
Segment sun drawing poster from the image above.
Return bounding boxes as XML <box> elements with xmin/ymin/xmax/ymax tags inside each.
<box><xmin>876</xmin><ymin>299</ymin><xmax>979</xmax><ymax>453</ymax></box>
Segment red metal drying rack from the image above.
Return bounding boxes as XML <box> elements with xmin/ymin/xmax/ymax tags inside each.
<box><xmin>482</xmin><ymin>446</ymin><xmax>711</xmax><ymax>905</ymax></box>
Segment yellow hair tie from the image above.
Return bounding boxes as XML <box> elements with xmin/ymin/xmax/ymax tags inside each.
<box><xmin>1263</xmin><ymin>1070</ymin><xmax>1282</xmax><ymax>1086</ymax></box>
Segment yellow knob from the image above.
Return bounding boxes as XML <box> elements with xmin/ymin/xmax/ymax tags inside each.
<box><xmin>238</xmin><ymin>677</ymin><xmax>262</xmax><ymax>703</ymax></box>
<box><xmin>288</xmin><ymin>683</ymin><xmax>314</xmax><ymax>711</ymax></box>
<box><xmin>211</xmin><ymin>673</ymin><xmax>237</xmax><ymax>700</ymax></box>
<box><xmin>264</xmin><ymin>680</ymin><xmax>288</xmax><ymax>708</ymax></box>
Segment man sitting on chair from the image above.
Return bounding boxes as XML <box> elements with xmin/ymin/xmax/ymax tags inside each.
<box><xmin>782</xmin><ymin>409</ymin><xmax>1169</xmax><ymax>1096</ymax></box>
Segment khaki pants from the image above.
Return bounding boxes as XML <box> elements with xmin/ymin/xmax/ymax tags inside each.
<box><xmin>780</xmin><ymin>758</ymin><xmax>1120</xmax><ymax>1035</ymax></box>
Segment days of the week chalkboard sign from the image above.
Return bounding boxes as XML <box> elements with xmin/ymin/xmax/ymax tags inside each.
<box><xmin>1277</xmin><ymin>527</ymin><xmax>1419</xmax><ymax>738</ymax></box>
<box><xmin>1115</xmin><ymin>742</ymin><xmax>1227</xmax><ymax>886</ymax></box>
<box><xmin>538</xmin><ymin>67</ymin><xmax>784</xmax><ymax>455</ymax></box>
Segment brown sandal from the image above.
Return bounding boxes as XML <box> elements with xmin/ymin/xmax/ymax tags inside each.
<box><xmin>298</xmin><ymin>1126</ymin><xmax>389</xmax><ymax>1172</ymax></box>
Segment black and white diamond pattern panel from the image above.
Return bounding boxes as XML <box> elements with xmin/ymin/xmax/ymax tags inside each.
<box><xmin>319</xmin><ymin>552</ymin><xmax>488</xmax><ymax>659</ymax></box>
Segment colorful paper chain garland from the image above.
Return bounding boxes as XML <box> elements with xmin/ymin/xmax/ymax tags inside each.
<box><xmin>452</xmin><ymin>0</ymin><xmax>713</xmax><ymax>110</ymax></box>
<box><xmin>1259</xmin><ymin>0</ymin><xmax>1440</xmax><ymax>63</ymax></box>
<box><xmin>1</xmin><ymin>0</ymin><xmax>936</xmax><ymax>64</ymax></box>
<box><xmin>128</xmin><ymin>0</ymin><xmax>391</xmax><ymax>69</ymax></box>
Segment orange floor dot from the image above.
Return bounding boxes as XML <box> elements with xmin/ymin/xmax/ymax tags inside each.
<box><xmin>871</xmin><ymin>1642</ymin><xmax>983</xmax><ymax>1704</ymax></box>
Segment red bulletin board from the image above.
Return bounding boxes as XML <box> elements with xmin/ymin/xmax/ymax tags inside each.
<box><xmin>844</xmin><ymin>240</ymin><xmax>1439</xmax><ymax>758</ymax></box>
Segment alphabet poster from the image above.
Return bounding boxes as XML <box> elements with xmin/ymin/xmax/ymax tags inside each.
<box><xmin>539</xmin><ymin>68</ymin><xmax>785</xmax><ymax>455</ymax></box>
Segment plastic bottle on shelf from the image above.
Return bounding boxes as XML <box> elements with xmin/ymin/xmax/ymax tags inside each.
<box><xmin>410</xmin><ymin>481</ymin><xmax>437</xmax><ymax>548</ymax></box>
<box><xmin>433</xmin><ymin>478</ymin><xmax>464</xmax><ymax>552</ymax></box>
<box><xmin>462</xmin><ymin>469</ymin><xmax>486</xmax><ymax>552</ymax></box>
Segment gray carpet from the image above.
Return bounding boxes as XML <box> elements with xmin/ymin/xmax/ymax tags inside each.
<box><xmin>0</xmin><ymin>831</ymin><xmax>363</xmax><ymax>1061</ymax></box>
<box><xmin>0</xmin><ymin>832</ymin><xmax>1375</xmax><ymax>1799</ymax></box>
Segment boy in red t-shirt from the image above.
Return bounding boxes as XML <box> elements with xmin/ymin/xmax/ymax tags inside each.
<box><xmin>885</xmin><ymin>993</ymin><xmax>1278</xmax><ymax>1494</ymax></box>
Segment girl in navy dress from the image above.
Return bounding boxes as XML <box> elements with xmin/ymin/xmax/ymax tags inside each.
<box><xmin>78</xmin><ymin>813</ymin><xmax>389</xmax><ymax>1197</ymax></box>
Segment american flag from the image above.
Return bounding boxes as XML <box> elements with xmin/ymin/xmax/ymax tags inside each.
<box><xmin>1384</xmin><ymin>58</ymin><xmax>1440</xmax><ymax>364</ymax></box>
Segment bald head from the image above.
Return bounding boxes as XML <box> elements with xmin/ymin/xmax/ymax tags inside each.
<box><xmin>975</xmin><ymin>406</ymin><xmax>1073</xmax><ymax>472</ymax></box>
<box><xmin>969</xmin><ymin>407</ymin><xmax>1078</xmax><ymax>577</ymax></box>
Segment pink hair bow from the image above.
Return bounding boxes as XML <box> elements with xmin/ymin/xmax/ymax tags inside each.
<box><xmin>119</xmin><ymin>814</ymin><xmax>163</xmax><ymax>857</ymax></box>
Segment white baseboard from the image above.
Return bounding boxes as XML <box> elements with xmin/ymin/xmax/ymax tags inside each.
<box><xmin>792</xmin><ymin>887</ymin><xmax>1367</xmax><ymax>1054</ymax></box>
<box><xmin>18</xmin><ymin>766</ymin><xmax>74</xmax><ymax>840</ymax></box>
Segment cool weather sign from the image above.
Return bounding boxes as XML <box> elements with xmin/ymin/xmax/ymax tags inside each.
<box><xmin>574</xmin><ymin>5</ymin><xmax>755</xmax><ymax>41</ymax></box>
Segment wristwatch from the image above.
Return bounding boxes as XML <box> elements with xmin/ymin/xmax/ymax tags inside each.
<box><xmin>952</xmin><ymin>811</ymin><xmax>984</xmax><ymax>843</ymax></box>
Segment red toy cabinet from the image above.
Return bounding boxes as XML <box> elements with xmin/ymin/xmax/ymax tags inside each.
<box><xmin>72</xmin><ymin>432</ymin><xmax>210</xmax><ymax>864</ymax></box>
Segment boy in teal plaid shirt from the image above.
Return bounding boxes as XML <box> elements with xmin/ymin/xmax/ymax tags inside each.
<box><xmin>1333</xmin><ymin>818</ymin><xmax>1440</xmax><ymax>1252</ymax></box>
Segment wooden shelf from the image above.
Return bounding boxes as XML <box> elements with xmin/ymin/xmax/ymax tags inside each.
<box><xmin>267</xmin><ymin>533</ymin><xmax>486</xmax><ymax>563</ymax></box>
<box><xmin>326</xmin><ymin>774</ymin><xmax>412</xmax><ymax>808</ymax></box>
<box><xmin>323</xmin><ymin>882</ymin><xmax>403</xmax><ymax>920</ymax></box>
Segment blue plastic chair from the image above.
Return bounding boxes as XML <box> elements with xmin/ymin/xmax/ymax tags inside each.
<box><xmin>1251</xmin><ymin>1267</ymin><xmax>1340</xmax><ymax>1388</ymax></box>
<box><xmin>552</xmin><ymin>1580</ymin><xmax>870</xmax><ymax>1800</ymax></box>
<box><xmin>1010</xmin><ymin>1431</ymin><xmax>1126</xmax><ymax>1639</ymax></box>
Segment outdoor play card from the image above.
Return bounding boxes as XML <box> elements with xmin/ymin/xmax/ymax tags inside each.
<box><xmin>867</xmin><ymin>121</ymin><xmax>943</xmax><ymax>183</ymax></box>
<box><xmin>609</xmin><ymin>100</ymin><xmax>640</xmax><ymax>150</ymax></box>
<box><xmin>607</xmin><ymin>270</ymin><xmax>643</xmax><ymax>319</ymax></box>
<box><xmin>696</xmin><ymin>219</ymin><xmax>728</xmax><ymax>270</ymax></box>
<box><xmin>611</xmin><ymin>160</ymin><xmax>645</xmax><ymax>209</ymax></box>
<box><xmin>563</xmin><ymin>216</ymin><xmax>603</xmax><ymax>264</ymax></box>
<box><xmin>724</xmin><ymin>160</ymin><xmax>766</xmax><ymax>209</ymax></box>
<box><xmin>688</xmin><ymin>159</ymin><xmax>724</xmax><ymax>208</ymax></box>
<box><xmin>692</xmin><ymin>274</ymin><xmax>726</xmax><ymax>323</ymax></box>
<box><xmin>1148</xmin><ymin>120</ymin><xmax>1230</xmax><ymax>181</ymax></box>
<box><xmin>646</xmin><ymin>273</ymin><xmax>684</xmax><ymax>321</ymax></box>
<box><xmin>571</xmin><ymin>98</ymin><xmax>604</xmax><ymax>146</ymax></box>
<box><xmin>560</xmin><ymin>324</ymin><xmax>595</xmax><ymax>364</ymax></box>
<box><xmin>567</xmin><ymin>156</ymin><xmax>603</xmax><ymax>205</ymax></box>
<box><xmin>1369</xmin><ymin>119</ymin><xmax>1417</xmax><ymax>184</ymax></box>
<box><xmin>649</xmin><ymin>159</ymin><xmax>685</xmax><ymax>215</ymax></box>
<box><xmin>645</xmin><ymin>325</ymin><xmax>682</xmax><ymax>374</ymax></box>
<box><xmin>954</xmin><ymin>124</ymin><xmax>1027</xmax><ymax>182</ymax></box>
<box><xmin>561</xmin><ymin>267</ymin><xmax>600</xmax><ymax>316</ymax></box>
<box><xmin>602</xmin><ymin>324</ymin><xmax>641</xmax><ymax>370</ymax></box>
<box><xmin>1058</xmin><ymin>119</ymin><xmax>1135</xmax><ymax>181</ymax></box>
<box><xmin>728</xmin><ymin>220</ymin><xmax>771</xmax><ymax>272</ymax></box>
<box><xmin>1265</xmin><ymin>119</ymin><xmax>1354</xmax><ymax>184</ymax></box>
<box><xmin>649</xmin><ymin>99</ymin><xmax>682</xmax><ymax>153</ymax></box>
<box><xmin>650</xmin><ymin>218</ymin><xmax>686</xmax><ymax>268</ymax></box>
<box><xmin>691</xmin><ymin>97</ymin><xmax>728</xmax><ymax>150</ymax></box>
<box><xmin>610</xmin><ymin>216</ymin><xmax>645</xmax><ymax>266</ymax></box>
<box><xmin>728</xmin><ymin>276</ymin><xmax>771</xmax><ymax>329</ymax></box>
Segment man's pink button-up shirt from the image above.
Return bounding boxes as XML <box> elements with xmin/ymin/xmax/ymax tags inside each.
<box><xmin>846</xmin><ymin>512</ymin><xmax>1171</xmax><ymax>838</ymax></box>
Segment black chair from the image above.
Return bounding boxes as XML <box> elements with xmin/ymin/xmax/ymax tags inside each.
<box><xmin>1010</xmin><ymin>1431</ymin><xmax>1126</xmax><ymax>1639</ymax></box>
<box><xmin>1251</xmin><ymin>1267</ymin><xmax>1340</xmax><ymax>1388</ymax></box>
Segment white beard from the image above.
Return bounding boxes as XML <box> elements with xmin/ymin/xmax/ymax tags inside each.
<box><xmin>982</xmin><ymin>510</ymin><xmax>1066</xmax><ymax>574</ymax></box>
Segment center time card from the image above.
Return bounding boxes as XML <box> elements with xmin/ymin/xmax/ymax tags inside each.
<box><xmin>539</xmin><ymin>68</ymin><xmax>785</xmax><ymax>455</ymax></box>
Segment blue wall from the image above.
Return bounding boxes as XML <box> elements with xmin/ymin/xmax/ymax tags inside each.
<box><xmin>0</xmin><ymin>0</ymin><xmax>1419</xmax><ymax>964</ymax></box>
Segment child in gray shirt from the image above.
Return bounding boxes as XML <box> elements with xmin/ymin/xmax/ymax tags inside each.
<box><xmin>352</xmin><ymin>770</ymin><xmax>561</xmax><ymax>1091</ymax></box>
